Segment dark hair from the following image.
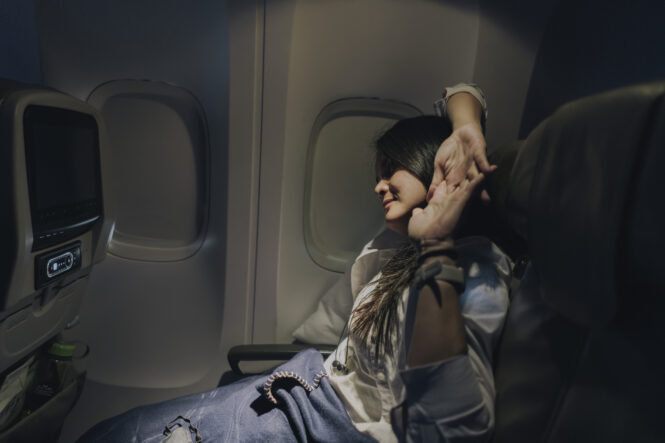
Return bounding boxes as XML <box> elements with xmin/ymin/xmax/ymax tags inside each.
<box><xmin>352</xmin><ymin>116</ymin><xmax>452</xmax><ymax>357</ymax></box>
<box><xmin>375</xmin><ymin>116</ymin><xmax>452</xmax><ymax>186</ymax></box>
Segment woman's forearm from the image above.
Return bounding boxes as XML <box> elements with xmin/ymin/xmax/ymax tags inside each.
<box><xmin>446</xmin><ymin>92</ymin><xmax>483</xmax><ymax>130</ymax></box>
<box><xmin>406</xmin><ymin>256</ymin><xmax>467</xmax><ymax>367</ymax></box>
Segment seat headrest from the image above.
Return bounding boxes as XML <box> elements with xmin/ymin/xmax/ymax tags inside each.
<box><xmin>508</xmin><ymin>81</ymin><xmax>665</xmax><ymax>327</ymax></box>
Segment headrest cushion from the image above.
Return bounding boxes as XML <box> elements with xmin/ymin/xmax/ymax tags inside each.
<box><xmin>523</xmin><ymin>81</ymin><xmax>665</xmax><ymax>327</ymax></box>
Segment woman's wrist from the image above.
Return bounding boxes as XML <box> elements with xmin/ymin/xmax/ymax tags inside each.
<box><xmin>417</xmin><ymin>237</ymin><xmax>456</xmax><ymax>265</ymax></box>
<box><xmin>413</xmin><ymin>236</ymin><xmax>464</xmax><ymax>294</ymax></box>
<box><xmin>418</xmin><ymin>237</ymin><xmax>455</xmax><ymax>252</ymax></box>
<box><xmin>422</xmin><ymin>255</ymin><xmax>456</xmax><ymax>267</ymax></box>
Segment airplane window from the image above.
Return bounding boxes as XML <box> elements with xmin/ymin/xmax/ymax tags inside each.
<box><xmin>88</xmin><ymin>80</ymin><xmax>209</xmax><ymax>261</ymax></box>
<box><xmin>304</xmin><ymin>98</ymin><xmax>421</xmax><ymax>272</ymax></box>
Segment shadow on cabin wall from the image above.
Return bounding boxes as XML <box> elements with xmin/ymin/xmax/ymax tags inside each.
<box><xmin>0</xmin><ymin>0</ymin><xmax>41</xmax><ymax>84</ymax></box>
<box><xmin>520</xmin><ymin>0</ymin><xmax>665</xmax><ymax>137</ymax></box>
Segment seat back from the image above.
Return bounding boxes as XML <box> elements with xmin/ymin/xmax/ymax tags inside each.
<box><xmin>0</xmin><ymin>79</ymin><xmax>113</xmax><ymax>373</ymax></box>
<box><xmin>493</xmin><ymin>81</ymin><xmax>665</xmax><ymax>442</ymax></box>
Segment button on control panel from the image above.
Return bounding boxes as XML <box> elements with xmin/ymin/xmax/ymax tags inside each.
<box><xmin>35</xmin><ymin>241</ymin><xmax>82</xmax><ymax>289</ymax></box>
<box><xmin>46</xmin><ymin>252</ymin><xmax>75</xmax><ymax>278</ymax></box>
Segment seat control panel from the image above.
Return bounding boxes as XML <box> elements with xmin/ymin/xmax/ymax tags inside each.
<box><xmin>35</xmin><ymin>241</ymin><xmax>82</xmax><ymax>289</ymax></box>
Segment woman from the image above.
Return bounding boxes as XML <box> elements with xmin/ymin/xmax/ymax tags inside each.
<box><xmin>321</xmin><ymin>115</ymin><xmax>510</xmax><ymax>442</ymax></box>
<box><xmin>79</xmin><ymin>88</ymin><xmax>510</xmax><ymax>443</ymax></box>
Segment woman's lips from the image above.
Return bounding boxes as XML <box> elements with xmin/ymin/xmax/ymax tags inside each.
<box><xmin>383</xmin><ymin>200</ymin><xmax>394</xmax><ymax>211</ymax></box>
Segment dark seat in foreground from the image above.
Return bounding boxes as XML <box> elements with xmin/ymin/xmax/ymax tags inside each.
<box><xmin>493</xmin><ymin>81</ymin><xmax>665</xmax><ymax>443</ymax></box>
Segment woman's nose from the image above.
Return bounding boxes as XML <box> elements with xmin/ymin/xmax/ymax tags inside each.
<box><xmin>375</xmin><ymin>179</ymin><xmax>389</xmax><ymax>197</ymax></box>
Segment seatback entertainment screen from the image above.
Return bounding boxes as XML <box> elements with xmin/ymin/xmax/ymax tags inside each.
<box><xmin>23</xmin><ymin>105</ymin><xmax>102</xmax><ymax>250</ymax></box>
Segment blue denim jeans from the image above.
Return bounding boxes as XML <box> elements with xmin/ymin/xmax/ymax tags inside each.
<box><xmin>78</xmin><ymin>348</ymin><xmax>375</xmax><ymax>442</ymax></box>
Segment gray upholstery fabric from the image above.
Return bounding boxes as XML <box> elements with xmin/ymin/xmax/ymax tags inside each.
<box><xmin>494</xmin><ymin>81</ymin><xmax>665</xmax><ymax>443</ymax></box>
<box><xmin>528</xmin><ymin>82</ymin><xmax>665</xmax><ymax>327</ymax></box>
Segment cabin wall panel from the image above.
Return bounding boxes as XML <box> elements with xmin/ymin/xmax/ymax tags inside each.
<box><xmin>474</xmin><ymin>0</ymin><xmax>556</xmax><ymax>148</ymax></box>
<box><xmin>29</xmin><ymin>1</ymin><xmax>231</xmax><ymax>440</ymax></box>
<box><xmin>0</xmin><ymin>0</ymin><xmax>41</xmax><ymax>84</ymax></box>
<box><xmin>255</xmin><ymin>0</ymin><xmax>481</xmax><ymax>343</ymax></box>
<box><xmin>221</xmin><ymin>0</ymin><xmax>265</xmax><ymax>357</ymax></box>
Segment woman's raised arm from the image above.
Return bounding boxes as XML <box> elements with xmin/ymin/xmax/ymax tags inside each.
<box><xmin>430</xmin><ymin>84</ymin><xmax>496</xmax><ymax>203</ymax></box>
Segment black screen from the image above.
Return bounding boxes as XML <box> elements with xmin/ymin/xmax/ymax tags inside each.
<box><xmin>23</xmin><ymin>105</ymin><xmax>101</xmax><ymax>232</ymax></box>
<box><xmin>31</xmin><ymin>121</ymin><xmax>97</xmax><ymax>210</ymax></box>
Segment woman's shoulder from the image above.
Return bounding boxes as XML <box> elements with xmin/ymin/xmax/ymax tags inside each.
<box><xmin>456</xmin><ymin>236</ymin><xmax>512</xmax><ymax>277</ymax></box>
<box><xmin>358</xmin><ymin>227</ymin><xmax>410</xmax><ymax>257</ymax></box>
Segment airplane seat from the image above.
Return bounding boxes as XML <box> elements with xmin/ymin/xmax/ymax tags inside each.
<box><xmin>0</xmin><ymin>79</ymin><xmax>114</xmax><ymax>441</ymax></box>
<box><xmin>223</xmin><ymin>81</ymin><xmax>665</xmax><ymax>440</ymax></box>
<box><xmin>493</xmin><ymin>80</ymin><xmax>665</xmax><ymax>442</ymax></box>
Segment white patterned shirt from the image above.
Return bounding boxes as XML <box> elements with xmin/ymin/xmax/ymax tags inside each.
<box><xmin>323</xmin><ymin>230</ymin><xmax>511</xmax><ymax>442</ymax></box>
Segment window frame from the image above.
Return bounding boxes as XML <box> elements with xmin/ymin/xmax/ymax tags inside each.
<box><xmin>303</xmin><ymin>98</ymin><xmax>421</xmax><ymax>272</ymax></box>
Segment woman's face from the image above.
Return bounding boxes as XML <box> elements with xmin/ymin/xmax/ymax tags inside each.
<box><xmin>374</xmin><ymin>168</ymin><xmax>427</xmax><ymax>236</ymax></box>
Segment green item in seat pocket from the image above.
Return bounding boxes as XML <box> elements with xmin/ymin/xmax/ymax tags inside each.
<box><xmin>0</xmin><ymin>370</ymin><xmax>85</xmax><ymax>443</ymax></box>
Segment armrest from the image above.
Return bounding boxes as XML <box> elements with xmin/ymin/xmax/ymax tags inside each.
<box><xmin>228</xmin><ymin>344</ymin><xmax>336</xmax><ymax>375</ymax></box>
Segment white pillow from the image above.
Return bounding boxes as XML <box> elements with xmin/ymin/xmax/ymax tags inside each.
<box><xmin>292</xmin><ymin>228</ymin><xmax>407</xmax><ymax>344</ymax></box>
<box><xmin>291</xmin><ymin>268</ymin><xmax>354</xmax><ymax>345</ymax></box>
